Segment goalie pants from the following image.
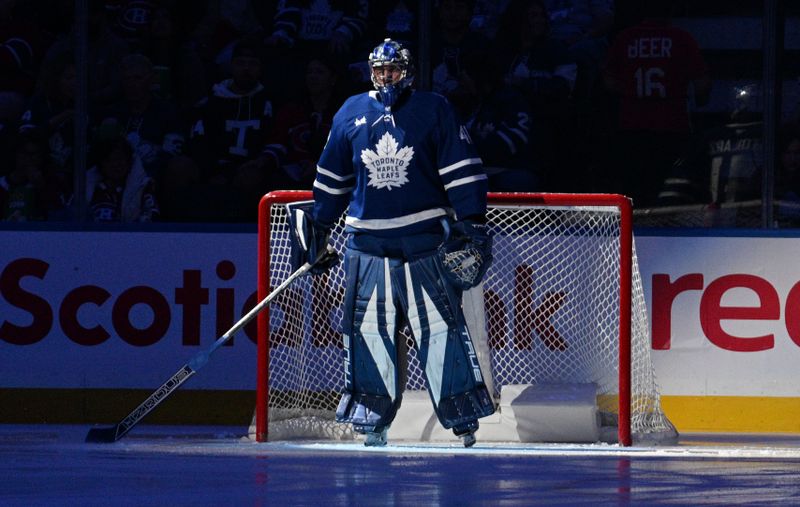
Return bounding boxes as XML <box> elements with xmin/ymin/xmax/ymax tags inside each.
<box><xmin>335</xmin><ymin>233</ymin><xmax>495</xmax><ymax>435</ymax></box>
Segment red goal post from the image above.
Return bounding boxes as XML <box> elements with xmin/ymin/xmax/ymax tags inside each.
<box><xmin>255</xmin><ymin>191</ymin><xmax>677</xmax><ymax>446</ymax></box>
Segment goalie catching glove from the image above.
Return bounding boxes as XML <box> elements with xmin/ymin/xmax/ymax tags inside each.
<box><xmin>437</xmin><ymin>217</ymin><xmax>493</xmax><ymax>290</ymax></box>
<box><xmin>287</xmin><ymin>201</ymin><xmax>339</xmax><ymax>275</ymax></box>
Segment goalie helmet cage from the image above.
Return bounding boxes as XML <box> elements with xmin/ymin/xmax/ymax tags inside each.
<box><xmin>255</xmin><ymin>191</ymin><xmax>677</xmax><ymax>446</ymax></box>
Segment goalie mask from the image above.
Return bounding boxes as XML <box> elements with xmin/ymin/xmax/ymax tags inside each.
<box><xmin>369</xmin><ymin>38</ymin><xmax>414</xmax><ymax>109</ymax></box>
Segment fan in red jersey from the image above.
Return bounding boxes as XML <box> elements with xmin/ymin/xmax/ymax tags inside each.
<box><xmin>603</xmin><ymin>2</ymin><xmax>711</xmax><ymax>207</ymax></box>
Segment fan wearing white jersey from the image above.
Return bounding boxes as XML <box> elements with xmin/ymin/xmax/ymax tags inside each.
<box><xmin>300</xmin><ymin>38</ymin><xmax>495</xmax><ymax>447</ymax></box>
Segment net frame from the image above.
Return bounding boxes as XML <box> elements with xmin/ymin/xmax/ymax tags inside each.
<box><xmin>255</xmin><ymin>191</ymin><xmax>675</xmax><ymax>446</ymax></box>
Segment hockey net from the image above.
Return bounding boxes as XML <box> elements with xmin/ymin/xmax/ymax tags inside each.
<box><xmin>254</xmin><ymin>191</ymin><xmax>677</xmax><ymax>446</ymax></box>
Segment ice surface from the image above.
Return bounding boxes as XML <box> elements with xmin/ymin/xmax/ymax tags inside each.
<box><xmin>2</xmin><ymin>425</ymin><xmax>799</xmax><ymax>506</ymax></box>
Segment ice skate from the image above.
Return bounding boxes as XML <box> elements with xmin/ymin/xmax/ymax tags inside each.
<box><xmin>454</xmin><ymin>421</ymin><xmax>479</xmax><ymax>448</ymax></box>
<box><xmin>460</xmin><ymin>430</ymin><xmax>477</xmax><ymax>448</ymax></box>
<box><xmin>364</xmin><ymin>426</ymin><xmax>388</xmax><ymax>447</ymax></box>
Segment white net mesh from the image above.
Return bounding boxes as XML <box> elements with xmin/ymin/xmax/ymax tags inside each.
<box><xmin>258</xmin><ymin>194</ymin><xmax>677</xmax><ymax>444</ymax></box>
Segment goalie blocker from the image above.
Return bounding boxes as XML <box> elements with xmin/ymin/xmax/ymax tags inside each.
<box><xmin>287</xmin><ymin>201</ymin><xmax>339</xmax><ymax>274</ymax></box>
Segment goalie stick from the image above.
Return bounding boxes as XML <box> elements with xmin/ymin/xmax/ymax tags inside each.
<box><xmin>85</xmin><ymin>248</ymin><xmax>338</xmax><ymax>443</ymax></box>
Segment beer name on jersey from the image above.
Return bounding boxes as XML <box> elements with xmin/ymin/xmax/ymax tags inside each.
<box><xmin>628</xmin><ymin>37</ymin><xmax>673</xmax><ymax>58</ymax></box>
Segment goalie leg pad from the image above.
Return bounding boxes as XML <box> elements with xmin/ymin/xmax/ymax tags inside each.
<box><xmin>437</xmin><ymin>386</ymin><xmax>495</xmax><ymax>429</ymax></box>
<box><xmin>336</xmin><ymin>392</ymin><xmax>396</xmax><ymax>433</ymax></box>
<box><xmin>335</xmin><ymin>250</ymin><xmax>404</xmax><ymax>431</ymax></box>
<box><xmin>392</xmin><ymin>254</ymin><xmax>495</xmax><ymax>429</ymax></box>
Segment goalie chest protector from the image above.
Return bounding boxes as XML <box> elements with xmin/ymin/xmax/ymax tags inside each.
<box><xmin>313</xmin><ymin>90</ymin><xmax>487</xmax><ymax>238</ymax></box>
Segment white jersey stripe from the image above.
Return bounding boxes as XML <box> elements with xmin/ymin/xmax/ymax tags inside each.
<box><xmin>443</xmin><ymin>174</ymin><xmax>488</xmax><ymax>191</ymax></box>
<box><xmin>345</xmin><ymin>207</ymin><xmax>451</xmax><ymax>230</ymax></box>
<box><xmin>316</xmin><ymin>166</ymin><xmax>355</xmax><ymax>181</ymax></box>
<box><xmin>438</xmin><ymin>158</ymin><xmax>482</xmax><ymax>176</ymax></box>
<box><xmin>313</xmin><ymin>180</ymin><xmax>354</xmax><ymax>195</ymax></box>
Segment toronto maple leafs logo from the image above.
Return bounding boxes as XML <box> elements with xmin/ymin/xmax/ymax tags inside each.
<box><xmin>361</xmin><ymin>132</ymin><xmax>414</xmax><ymax>190</ymax></box>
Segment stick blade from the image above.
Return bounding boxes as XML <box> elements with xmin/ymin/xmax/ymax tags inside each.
<box><xmin>85</xmin><ymin>425</ymin><xmax>121</xmax><ymax>443</ymax></box>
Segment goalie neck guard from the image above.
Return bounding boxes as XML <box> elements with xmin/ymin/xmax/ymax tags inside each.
<box><xmin>368</xmin><ymin>38</ymin><xmax>414</xmax><ymax>109</ymax></box>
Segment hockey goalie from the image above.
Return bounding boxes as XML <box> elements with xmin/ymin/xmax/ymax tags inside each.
<box><xmin>294</xmin><ymin>38</ymin><xmax>495</xmax><ymax>447</ymax></box>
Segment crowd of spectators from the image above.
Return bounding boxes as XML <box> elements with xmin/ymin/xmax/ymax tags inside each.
<box><xmin>0</xmin><ymin>0</ymin><xmax>797</xmax><ymax>225</ymax></box>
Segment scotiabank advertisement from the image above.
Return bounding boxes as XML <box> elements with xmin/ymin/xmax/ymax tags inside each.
<box><xmin>637</xmin><ymin>235</ymin><xmax>800</xmax><ymax>398</ymax></box>
<box><xmin>638</xmin><ymin>233</ymin><xmax>800</xmax><ymax>433</ymax></box>
<box><xmin>1</xmin><ymin>229</ymin><xmax>799</xmax><ymax>431</ymax></box>
<box><xmin>0</xmin><ymin>230</ymin><xmax>259</xmax><ymax>390</ymax></box>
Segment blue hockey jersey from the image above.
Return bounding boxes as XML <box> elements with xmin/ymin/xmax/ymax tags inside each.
<box><xmin>312</xmin><ymin>90</ymin><xmax>487</xmax><ymax>237</ymax></box>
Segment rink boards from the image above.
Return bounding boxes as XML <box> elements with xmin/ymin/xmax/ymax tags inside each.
<box><xmin>0</xmin><ymin>226</ymin><xmax>799</xmax><ymax>433</ymax></box>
